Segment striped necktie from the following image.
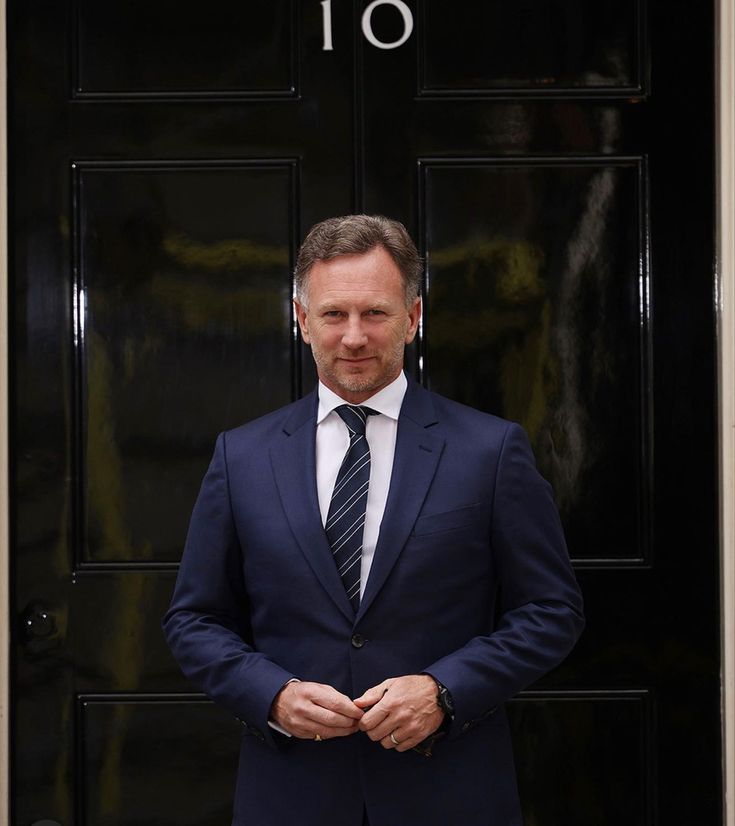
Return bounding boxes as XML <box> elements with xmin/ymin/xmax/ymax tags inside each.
<box><xmin>326</xmin><ymin>405</ymin><xmax>377</xmax><ymax>611</ymax></box>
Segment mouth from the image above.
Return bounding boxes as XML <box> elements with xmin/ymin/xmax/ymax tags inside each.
<box><xmin>338</xmin><ymin>356</ymin><xmax>376</xmax><ymax>363</ymax></box>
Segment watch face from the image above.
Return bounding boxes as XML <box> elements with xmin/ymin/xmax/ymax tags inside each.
<box><xmin>439</xmin><ymin>685</ymin><xmax>454</xmax><ymax>715</ymax></box>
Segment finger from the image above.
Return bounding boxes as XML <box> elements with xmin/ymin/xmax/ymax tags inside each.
<box><xmin>306</xmin><ymin>705</ymin><xmax>365</xmax><ymax>730</ymax></box>
<box><xmin>316</xmin><ymin>724</ymin><xmax>361</xmax><ymax>740</ymax></box>
<box><xmin>353</xmin><ymin>681</ymin><xmax>391</xmax><ymax>708</ymax></box>
<box><xmin>392</xmin><ymin>731</ymin><xmax>424</xmax><ymax>752</ymax></box>
<box><xmin>358</xmin><ymin>705</ymin><xmax>390</xmax><ymax>733</ymax></box>
<box><xmin>365</xmin><ymin>715</ymin><xmax>398</xmax><ymax>742</ymax></box>
<box><xmin>384</xmin><ymin>714</ymin><xmax>445</xmax><ymax>752</ymax></box>
<box><xmin>357</xmin><ymin>686</ymin><xmax>396</xmax><ymax>730</ymax></box>
<box><xmin>311</xmin><ymin>687</ymin><xmax>364</xmax><ymax>721</ymax></box>
<box><xmin>378</xmin><ymin>726</ymin><xmax>424</xmax><ymax>752</ymax></box>
<box><xmin>323</xmin><ymin>698</ymin><xmax>364</xmax><ymax>721</ymax></box>
<box><xmin>380</xmin><ymin>729</ymin><xmax>413</xmax><ymax>751</ymax></box>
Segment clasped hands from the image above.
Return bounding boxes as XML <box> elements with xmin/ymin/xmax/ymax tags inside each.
<box><xmin>270</xmin><ymin>675</ymin><xmax>445</xmax><ymax>752</ymax></box>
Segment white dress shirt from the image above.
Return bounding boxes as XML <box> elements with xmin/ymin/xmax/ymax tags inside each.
<box><xmin>316</xmin><ymin>372</ymin><xmax>407</xmax><ymax>598</ymax></box>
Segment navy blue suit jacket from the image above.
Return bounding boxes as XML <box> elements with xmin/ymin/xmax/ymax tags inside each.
<box><xmin>164</xmin><ymin>379</ymin><xmax>584</xmax><ymax>826</ymax></box>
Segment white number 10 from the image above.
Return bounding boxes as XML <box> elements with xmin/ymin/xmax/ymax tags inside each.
<box><xmin>321</xmin><ymin>0</ymin><xmax>414</xmax><ymax>52</ymax></box>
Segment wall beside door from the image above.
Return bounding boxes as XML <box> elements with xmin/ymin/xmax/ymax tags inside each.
<box><xmin>7</xmin><ymin>2</ymin><xmax>722</xmax><ymax>824</ymax></box>
<box><xmin>1</xmin><ymin>0</ymin><xmax>9</xmax><ymax>821</ymax></box>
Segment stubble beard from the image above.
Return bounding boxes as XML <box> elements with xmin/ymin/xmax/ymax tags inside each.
<box><xmin>310</xmin><ymin>337</ymin><xmax>406</xmax><ymax>398</ymax></box>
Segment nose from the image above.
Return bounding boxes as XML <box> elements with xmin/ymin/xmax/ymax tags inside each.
<box><xmin>341</xmin><ymin>313</ymin><xmax>368</xmax><ymax>349</ymax></box>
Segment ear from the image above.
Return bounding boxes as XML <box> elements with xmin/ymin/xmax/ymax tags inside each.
<box><xmin>294</xmin><ymin>299</ymin><xmax>311</xmax><ymax>344</ymax></box>
<box><xmin>404</xmin><ymin>297</ymin><xmax>422</xmax><ymax>344</ymax></box>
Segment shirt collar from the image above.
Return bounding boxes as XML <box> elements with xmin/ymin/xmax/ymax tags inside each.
<box><xmin>317</xmin><ymin>372</ymin><xmax>408</xmax><ymax>425</ymax></box>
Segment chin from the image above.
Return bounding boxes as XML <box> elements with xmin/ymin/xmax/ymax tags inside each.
<box><xmin>338</xmin><ymin>377</ymin><xmax>378</xmax><ymax>394</ymax></box>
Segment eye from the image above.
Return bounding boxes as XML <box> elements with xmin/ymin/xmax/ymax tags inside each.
<box><xmin>367</xmin><ymin>309</ymin><xmax>386</xmax><ymax>316</ymax></box>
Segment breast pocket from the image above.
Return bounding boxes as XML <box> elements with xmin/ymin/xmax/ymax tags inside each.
<box><xmin>412</xmin><ymin>502</ymin><xmax>485</xmax><ymax>537</ymax></box>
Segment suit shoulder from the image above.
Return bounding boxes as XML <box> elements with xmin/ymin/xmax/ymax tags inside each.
<box><xmin>418</xmin><ymin>388</ymin><xmax>539</xmax><ymax>475</ymax></box>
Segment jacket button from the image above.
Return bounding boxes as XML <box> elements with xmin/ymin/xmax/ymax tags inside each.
<box><xmin>351</xmin><ymin>634</ymin><xmax>366</xmax><ymax>648</ymax></box>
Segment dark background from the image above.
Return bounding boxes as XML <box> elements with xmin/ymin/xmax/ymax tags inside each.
<box><xmin>9</xmin><ymin>1</ymin><xmax>719</xmax><ymax>823</ymax></box>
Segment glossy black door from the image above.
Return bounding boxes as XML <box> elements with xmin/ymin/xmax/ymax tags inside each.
<box><xmin>9</xmin><ymin>1</ymin><xmax>719</xmax><ymax>824</ymax></box>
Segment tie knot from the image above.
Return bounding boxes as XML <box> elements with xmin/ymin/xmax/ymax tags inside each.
<box><xmin>336</xmin><ymin>405</ymin><xmax>376</xmax><ymax>436</ymax></box>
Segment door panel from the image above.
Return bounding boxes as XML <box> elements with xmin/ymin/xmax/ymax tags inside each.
<box><xmin>74</xmin><ymin>0</ymin><xmax>297</xmax><ymax>98</ymax></box>
<box><xmin>78</xmin><ymin>695</ymin><xmax>240</xmax><ymax>825</ymax></box>
<box><xmin>75</xmin><ymin>161</ymin><xmax>297</xmax><ymax>566</ymax></box>
<box><xmin>10</xmin><ymin>1</ymin><xmax>718</xmax><ymax>824</ymax></box>
<box><xmin>508</xmin><ymin>690</ymin><xmax>652</xmax><ymax>826</ymax></box>
<box><xmin>419</xmin><ymin>0</ymin><xmax>643</xmax><ymax>95</ymax></box>
<box><xmin>420</xmin><ymin>158</ymin><xmax>648</xmax><ymax>565</ymax></box>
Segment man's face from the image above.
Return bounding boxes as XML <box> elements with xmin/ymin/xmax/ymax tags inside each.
<box><xmin>294</xmin><ymin>245</ymin><xmax>421</xmax><ymax>404</ymax></box>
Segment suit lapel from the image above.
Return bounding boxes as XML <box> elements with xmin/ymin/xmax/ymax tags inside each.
<box><xmin>269</xmin><ymin>391</ymin><xmax>355</xmax><ymax>623</ymax></box>
<box><xmin>358</xmin><ymin>381</ymin><xmax>445</xmax><ymax>620</ymax></box>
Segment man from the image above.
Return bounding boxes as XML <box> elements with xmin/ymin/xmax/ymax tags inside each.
<box><xmin>163</xmin><ymin>214</ymin><xmax>584</xmax><ymax>826</ymax></box>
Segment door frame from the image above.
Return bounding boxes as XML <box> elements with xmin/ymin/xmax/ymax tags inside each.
<box><xmin>718</xmin><ymin>0</ymin><xmax>735</xmax><ymax>821</ymax></box>
<box><xmin>0</xmin><ymin>2</ymin><xmax>733</xmax><ymax>823</ymax></box>
<box><xmin>1</xmin><ymin>0</ymin><xmax>9</xmax><ymax>820</ymax></box>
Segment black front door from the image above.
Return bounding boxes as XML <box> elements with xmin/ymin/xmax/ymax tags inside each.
<box><xmin>10</xmin><ymin>1</ymin><xmax>719</xmax><ymax>824</ymax></box>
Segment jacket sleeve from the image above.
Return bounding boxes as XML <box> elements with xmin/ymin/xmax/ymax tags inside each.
<box><xmin>423</xmin><ymin>422</ymin><xmax>585</xmax><ymax>739</ymax></box>
<box><xmin>162</xmin><ymin>432</ymin><xmax>295</xmax><ymax>747</ymax></box>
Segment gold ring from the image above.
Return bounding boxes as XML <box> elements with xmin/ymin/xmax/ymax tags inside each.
<box><xmin>389</xmin><ymin>732</ymin><xmax>400</xmax><ymax>746</ymax></box>
<box><xmin>314</xmin><ymin>733</ymin><xmax>322</xmax><ymax>742</ymax></box>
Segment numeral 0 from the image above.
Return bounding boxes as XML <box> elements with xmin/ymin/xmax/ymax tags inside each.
<box><xmin>321</xmin><ymin>0</ymin><xmax>415</xmax><ymax>51</ymax></box>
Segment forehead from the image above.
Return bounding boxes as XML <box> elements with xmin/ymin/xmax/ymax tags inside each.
<box><xmin>306</xmin><ymin>246</ymin><xmax>404</xmax><ymax>305</ymax></box>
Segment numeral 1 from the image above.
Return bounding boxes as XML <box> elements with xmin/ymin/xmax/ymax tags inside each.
<box><xmin>321</xmin><ymin>0</ymin><xmax>334</xmax><ymax>51</ymax></box>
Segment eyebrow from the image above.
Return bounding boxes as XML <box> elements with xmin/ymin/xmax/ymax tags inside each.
<box><xmin>316</xmin><ymin>299</ymin><xmax>393</xmax><ymax>313</ymax></box>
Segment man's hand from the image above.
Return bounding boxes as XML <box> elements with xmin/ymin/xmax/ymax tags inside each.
<box><xmin>353</xmin><ymin>675</ymin><xmax>445</xmax><ymax>752</ymax></box>
<box><xmin>270</xmin><ymin>681</ymin><xmax>363</xmax><ymax>740</ymax></box>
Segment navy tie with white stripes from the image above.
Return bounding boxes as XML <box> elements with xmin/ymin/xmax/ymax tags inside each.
<box><xmin>326</xmin><ymin>405</ymin><xmax>376</xmax><ymax>611</ymax></box>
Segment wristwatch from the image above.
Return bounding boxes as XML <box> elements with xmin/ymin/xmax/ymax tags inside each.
<box><xmin>413</xmin><ymin>677</ymin><xmax>455</xmax><ymax>757</ymax></box>
<box><xmin>435</xmin><ymin>680</ymin><xmax>454</xmax><ymax>720</ymax></box>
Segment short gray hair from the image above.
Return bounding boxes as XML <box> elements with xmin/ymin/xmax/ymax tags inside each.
<box><xmin>294</xmin><ymin>214</ymin><xmax>421</xmax><ymax>308</ymax></box>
